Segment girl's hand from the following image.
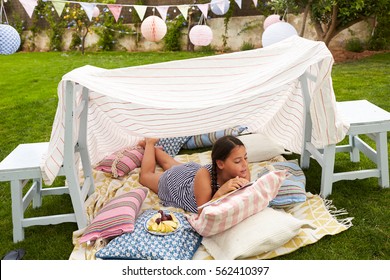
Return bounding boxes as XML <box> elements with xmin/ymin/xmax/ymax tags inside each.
<box><xmin>214</xmin><ymin>176</ymin><xmax>249</xmax><ymax>198</ymax></box>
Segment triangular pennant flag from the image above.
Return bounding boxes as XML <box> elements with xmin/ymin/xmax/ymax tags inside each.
<box><xmin>80</xmin><ymin>3</ymin><xmax>96</xmax><ymax>21</ymax></box>
<box><xmin>133</xmin><ymin>5</ymin><xmax>147</xmax><ymax>21</ymax></box>
<box><xmin>197</xmin><ymin>3</ymin><xmax>209</xmax><ymax>18</ymax></box>
<box><xmin>156</xmin><ymin>6</ymin><xmax>169</xmax><ymax>21</ymax></box>
<box><xmin>107</xmin><ymin>4</ymin><xmax>122</xmax><ymax>22</ymax></box>
<box><xmin>177</xmin><ymin>5</ymin><xmax>189</xmax><ymax>19</ymax></box>
<box><xmin>18</xmin><ymin>0</ymin><xmax>38</xmax><ymax>18</ymax></box>
<box><xmin>252</xmin><ymin>0</ymin><xmax>258</xmax><ymax>7</ymax></box>
<box><xmin>52</xmin><ymin>1</ymin><xmax>66</xmax><ymax>17</ymax></box>
<box><xmin>234</xmin><ymin>0</ymin><xmax>242</xmax><ymax>9</ymax></box>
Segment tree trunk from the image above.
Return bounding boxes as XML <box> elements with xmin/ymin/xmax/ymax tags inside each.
<box><xmin>187</xmin><ymin>10</ymin><xmax>194</xmax><ymax>52</ymax></box>
<box><xmin>299</xmin><ymin>0</ymin><xmax>312</xmax><ymax>37</ymax></box>
<box><xmin>81</xmin><ymin>26</ymin><xmax>89</xmax><ymax>55</ymax></box>
<box><xmin>323</xmin><ymin>4</ymin><xmax>339</xmax><ymax>46</ymax></box>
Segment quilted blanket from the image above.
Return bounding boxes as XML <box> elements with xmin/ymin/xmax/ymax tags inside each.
<box><xmin>69</xmin><ymin>151</ymin><xmax>352</xmax><ymax>260</ymax></box>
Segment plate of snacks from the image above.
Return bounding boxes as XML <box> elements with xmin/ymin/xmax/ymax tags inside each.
<box><xmin>145</xmin><ymin>210</ymin><xmax>180</xmax><ymax>235</ymax></box>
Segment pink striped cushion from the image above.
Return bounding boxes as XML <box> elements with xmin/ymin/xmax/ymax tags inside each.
<box><xmin>187</xmin><ymin>170</ymin><xmax>286</xmax><ymax>237</ymax></box>
<box><xmin>95</xmin><ymin>146</ymin><xmax>144</xmax><ymax>178</ymax></box>
<box><xmin>79</xmin><ymin>187</ymin><xmax>148</xmax><ymax>243</ymax></box>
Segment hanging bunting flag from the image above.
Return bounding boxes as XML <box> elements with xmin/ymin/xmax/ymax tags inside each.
<box><xmin>18</xmin><ymin>0</ymin><xmax>38</xmax><ymax>18</ymax></box>
<box><xmin>156</xmin><ymin>5</ymin><xmax>169</xmax><ymax>21</ymax></box>
<box><xmin>234</xmin><ymin>0</ymin><xmax>242</xmax><ymax>9</ymax></box>
<box><xmin>107</xmin><ymin>4</ymin><xmax>122</xmax><ymax>22</ymax></box>
<box><xmin>177</xmin><ymin>4</ymin><xmax>189</xmax><ymax>19</ymax></box>
<box><xmin>80</xmin><ymin>3</ymin><xmax>96</xmax><ymax>21</ymax></box>
<box><xmin>52</xmin><ymin>1</ymin><xmax>66</xmax><ymax>17</ymax></box>
<box><xmin>197</xmin><ymin>3</ymin><xmax>209</xmax><ymax>19</ymax></box>
<box><xmin>133</xmin><ymin>5</ymin><xmax>147</xmax><ymax>21</ymax></box>
<box><xmin>252</xmin><ymin>0</ymin><xmax>258</xmax><ymax>7</ymax></box>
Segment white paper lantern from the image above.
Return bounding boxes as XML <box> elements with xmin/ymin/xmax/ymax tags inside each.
<box><xmin>262</xmin><ymin>22</ymin><xmax>298</xmax><ymax>48</ymax></box>
<box><xmin>264</xmin><ymin>14</ymin><xmax>282</xmax><ymax>30</ymax></box>
<box><xmin>210</xmin><ymin>0</ymin><xmax>230</xmax><ymax>15</ymax></box>
<box><xmin>141</xmin><ymin>16</ymin><xmax>167</xmax><ymax>42</ymax></box>
<box><xmin>189</xmin><ymin>25</ymin><xmax>213</xmax><ymax>46</ymax></box>
<box><xmin>0</xmin><ymin>24</ymin><xmax>21</xmax><ymax>55</ymax></box>
<box><xmin>92</xmin><ymin>7</ymin><xmax>100</xmax><ymax>18</ymax></box>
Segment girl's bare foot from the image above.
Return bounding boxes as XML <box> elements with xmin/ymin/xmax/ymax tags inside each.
<box><xmin>138</xmin><ymin>139</ymin><xmax>146</xmax><ymax>148</ymax></box>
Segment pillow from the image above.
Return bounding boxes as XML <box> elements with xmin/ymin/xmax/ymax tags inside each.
<box><xmin>187</xmin><ymin>170</ymin><xmax>287</xmax><ymax>237</ymax></box>
<box><xmin>79</xmin><ymin>187</ymin><xmax>148</xmax><ymax>244</ymax></box>
<box><xmin>182</xmin><ymin>125</ymin><xmax>247</xmax><ymax>149</ymax></box>
<box><xmin>257</xmin><ymin>161</ymin><xmax>306</xmax><ymax>207</ymax></box>
<box><xmin>237</xmin><ymin>133</ymin><xmax>286</xmax><ymax>162</ymax></box>
<box><xmin>95</xmin><ymin>209</ymin><xmax>202</xmax><ymax>260</ymax></box>
<box><xmin>95</xmin><ymin>146</ymin><xmax>144</xmax><ymax>178</ymax></box>
<box><xmin>201</xmin><ymin>207</ymin><xmax>315</xmax><ymax>260</ymax></box>
<box><xmin>156</xmin><ymin>136</ymin><xmax>191</xmax><ymax>157</ymax></box>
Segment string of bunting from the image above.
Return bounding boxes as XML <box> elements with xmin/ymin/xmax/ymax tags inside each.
<box><xmin>16</xmin><ymin>0</ymin><xmax>259</xmax><ymax>22</ymax></box>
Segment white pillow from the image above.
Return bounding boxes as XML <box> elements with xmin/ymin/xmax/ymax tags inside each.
<box><xmin>237</xmin><ymin>133</ymin><xmax>285</xmax><ymax>162</ymax></box>
<box><xmin>201</xmin><ymin>207</ymin><xmax>315</xmax><ymax>260</ymax></box>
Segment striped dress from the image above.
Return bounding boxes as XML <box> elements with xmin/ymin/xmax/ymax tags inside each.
<box><xmin>158</xmin><ymin>162</ymin><xmax>212</xmax><ymax>213</ymax></box>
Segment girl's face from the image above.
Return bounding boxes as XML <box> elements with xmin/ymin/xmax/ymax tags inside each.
<box><xmin>217</xmin><ymin>145</ymin><xmax>249</xmax><ymax>179</ymax></box>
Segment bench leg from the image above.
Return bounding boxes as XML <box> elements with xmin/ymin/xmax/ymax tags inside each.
<box><xmin>10</xmin><ymin>180</ymin><xmax>24</xmax><ymax>243</ymax></box>
<box><xmin>32</xmin><ymin>178</ymin><xmax>42</xmax><ymax>208</ymax></box>
<box><xmin>349</xmin><ymin>135</ymin><xmax>360</xmax><ymax>162</ymax></box>
<box><xmin>376</xmin><ymin>132</ymin><xmax>389</xmax><ymax>188</ymax></box>
<box><xmin>320</xmin><ymin>144</ymin><xmax>336</xmax><ymax>198</ymax></box>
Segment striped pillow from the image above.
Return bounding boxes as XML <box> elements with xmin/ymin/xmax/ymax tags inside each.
<box><xmin>79</xmin><ymin>187</ymin><xmax>148</xmax><ymax>244</ymax></box>
<box><xmin>182</xmin><ymin>125</ymin><xmax>247</xmax><ymax>150</ymax></box>
<box><xmin>257</xmin><ymin>161</ymin><xmax>306</xmax><ymax>207</ymax></box>
<box><xmin>187</xmin><ymin>170</ymin><xmax>286</xmax><ymax>237</ymax></box>
<box><xmin>95</xmin><ymin>146</ymin><xmax>144</xmax><ymax>178</ymax></box>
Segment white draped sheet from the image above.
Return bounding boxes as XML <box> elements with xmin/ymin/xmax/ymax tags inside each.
<box><xmin>41</xmin><ymin>36</ymin><xmax>349</xmax><ymax>185</ymax></box>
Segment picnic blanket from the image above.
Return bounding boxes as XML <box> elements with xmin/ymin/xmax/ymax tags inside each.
<box><xmin>42</xmin><ymin>35</ymin><xmax>349</xmax><ymax>185</ymax></box>
<box><xmin>69</xmin><ymin>151</ymin><xmax>353</xmax><ymax>260</ymax></box>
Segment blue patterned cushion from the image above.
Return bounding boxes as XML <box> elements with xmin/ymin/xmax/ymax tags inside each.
<box><xmin>95</xmin><ymin>210</ymin><xmax>202</xmax><ymax>260</ymax></box>
<box><xmin>182</xmin><ymin>126</ymin><xmax>247</xmax><ymax>150</ymax></box>
<box><xmin>257</xmin><ymin>161</ymin><xmax>306</xmax><ymax>207</ymax></box>
<box><xmin>157</xmin><ymin>136</ymin><xmax>191</xmax><ymax>157</ymax></box>
<box><xmin>0</xmin><ymin>24</ymin><xmax>21</xmax><ymax>55</ymax></box>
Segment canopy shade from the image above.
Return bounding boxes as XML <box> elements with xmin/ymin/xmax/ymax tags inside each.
<box><xmin>41</xmin><ymin>36</ymin><xmax>349</xmax><ymax>185</ymax></box>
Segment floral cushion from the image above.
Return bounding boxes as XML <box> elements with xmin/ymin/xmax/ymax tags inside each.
<box><xmin>79</xmin><ymin>187</ymin><xmax>148</xmax><ymax>244</ymax></box>
<box><xmin>95</xmin><ymin>146</ymin><xmax>144</xmax><ymax>178</ymax></box>
<box><xmin>95</xmin><ymin>210</ymin><xmax>202</xmax><ymax>260</ymax></box>
<box><xmin>157</xmin><ymin>136</ymin><xmax>191</xmax><ymax>157</ymax></box>
<box><xmin>187</xmin><ymin>170</ymin><xmax>286</xmax><ymax>237</ymax></box>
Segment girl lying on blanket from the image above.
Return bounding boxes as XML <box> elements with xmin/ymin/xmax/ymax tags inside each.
<box><xmin>139</xmin><ymin>135</ymin><xmax>251</xmax><ymax>214</ymax></box>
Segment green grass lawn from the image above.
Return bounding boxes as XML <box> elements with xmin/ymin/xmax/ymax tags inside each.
<box><xmin>0</xmin><ymin>51</ymin><xmax>389</xmax><ymax>260</ymax></box>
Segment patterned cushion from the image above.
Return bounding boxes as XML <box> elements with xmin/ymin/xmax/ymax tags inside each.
<box><xmin>157</xmin><ymin>136</ymin><xmax>191</xmax><ymax>157</ymax></box>
<box><xmin>95</xmin><ymin>146</ymin><xmax>144</xmax><ymax>178</ymax></box>
<box><xmin>187</xmin><ymin>170</ymin><xmax>287</xmax><ymax>237</ymax></box>
<box><xmin>257</xmin><ymin>161</ymin><xmax>306</xmax><ymax>207</ymax></box>
<box><xmin>182</xmin><ymin>125</ymin><xmax>247</xmax><ymax>150</ymax></box>
<box><xmin>79</xmin><ymin>188</ymin><xmax>148</xmax><ymax>244</ymax></box>
<box><xmin>95</xmin><ymin>210</ymin><xmax>202</xmax><ymax>260</ymax></box>
<box><xmin>202</xmin><ymin>207</ymin><xmax>314</xmax><ymax>259</ymax></box>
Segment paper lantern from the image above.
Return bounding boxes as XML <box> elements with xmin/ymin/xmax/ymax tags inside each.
<box><xmin>92</xmin><ymin>7</ymin><xmax>100</xmax><ymax>18</ymax></box>
<box><xmin>262</xmin><ymin>22</ymin><xmax>298</xmax><ymax>48</ymax></box>
<box><xmin>0</xmin><ymin>24</ymin><xmax>21</xmax><ymax>55</ymax></box>
<box><xmin>210</xmin><ymin>0</ymin><xmax>230</xmax><ymax>15</ymax></box>
<box><xmin>141</xmin><ymin>16</ymin><xmax>167</xmax><ymax>42</ymax></box>
<box><xmin>264</xmin><ymin>14</ymin><xmax>282</xmax><ymax>30</ymax></box>
<box><xmin>189</xmin><ymin>25</ymin><xmax>213</xmax><ymax>46</ymax></box>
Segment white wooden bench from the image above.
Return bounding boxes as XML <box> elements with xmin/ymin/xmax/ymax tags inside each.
<box><xmin>300</xmin><ymin>99</ymin><xmax>390</xmax><ymax>197</ymax></box>
<box><xmin>0</xmin><ymin>83</ymin><xmax>94</xmax><ymax>242</ymax></box>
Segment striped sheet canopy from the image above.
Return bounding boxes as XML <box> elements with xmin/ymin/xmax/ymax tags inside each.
<box><xmin>42</xmin><ymin>36</ymin><xmax>349</xmax><ymax>185</ymax></box>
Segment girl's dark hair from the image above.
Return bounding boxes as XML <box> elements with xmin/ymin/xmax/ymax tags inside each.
<box><xmin>210</xmin><ymin>135</ymin><xmax>245</xmax><ymax>196</ymax></box>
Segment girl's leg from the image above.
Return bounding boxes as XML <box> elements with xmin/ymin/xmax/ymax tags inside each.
<box><xmin>139</xmin><ymin>139</ymin><xmax>162</xmax><ymax>193</ymax></box>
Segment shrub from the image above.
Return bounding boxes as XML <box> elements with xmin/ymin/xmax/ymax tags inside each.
<box><xmin>345</xmin><ymin>38</ymin><xmax>364</xmax><ymax>53</ymax></box>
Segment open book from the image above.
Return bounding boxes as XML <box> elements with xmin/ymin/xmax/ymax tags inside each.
<box><xmin>197</xmin><ymin>180</ymin><xmax>255</xmax><ymax>210</ymax></box>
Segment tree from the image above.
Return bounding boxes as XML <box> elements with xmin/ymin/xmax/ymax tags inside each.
<box><xmin>268</xmin><ymin>0</ymin><xmax>388</xmax><ymax>46</ymax></box>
